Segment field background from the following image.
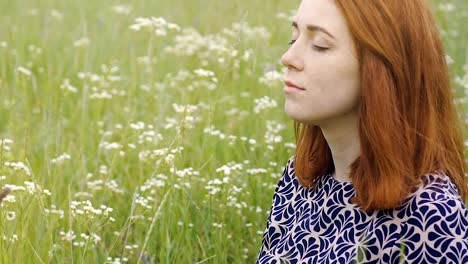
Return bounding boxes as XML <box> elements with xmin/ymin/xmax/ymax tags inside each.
<box><xmin>0</xmin><ymin>0</ymin><xmax>466</xmax><ymax>263</ymax></box>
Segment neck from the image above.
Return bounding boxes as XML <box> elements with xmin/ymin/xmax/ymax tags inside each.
<box><xmin>318</xmin><ymin>109</ymin><xmax>360</xmax><ymax>183</ymax></box>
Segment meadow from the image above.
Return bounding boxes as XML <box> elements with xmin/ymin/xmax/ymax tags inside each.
<box><xmin>0</xmin><ymin>0</ymin><xmax>466</xmax><ymax>263</ymax></box>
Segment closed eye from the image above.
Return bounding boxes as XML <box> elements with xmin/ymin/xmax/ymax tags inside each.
<box><xmin>312</xmin><ymin>45</ymin><xmax>329</xmax><ymax>52</ymax></box>
<box><xmin>288</xmin><ymin>39</ymin><xmax>329</xmax><ymax>52</ymax></box>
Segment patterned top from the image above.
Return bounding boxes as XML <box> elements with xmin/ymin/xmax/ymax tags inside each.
<box><xmin>256</xmin><ymin>156</ymin><xmax>468</xmax><ymax>263</ymax></box>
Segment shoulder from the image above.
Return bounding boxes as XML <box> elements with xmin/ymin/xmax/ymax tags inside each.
<box><xmin>404</xmin><ymin>171</ymin><xmax>465</xmax><ymax>208</ymax></box>
<box><xmin>397</xmin><ymin>171</ymin><xmax>467</xmax><ymax>218</ymax></box>
<box><xmin>390</xmin><ymin>172</ymin><xmax>468</xmax><ymax>262</ymax></box>
<box><xmin>416</xmin><ymin>170</ymin><xmax>464</xmax><ymax>201</ymax></box>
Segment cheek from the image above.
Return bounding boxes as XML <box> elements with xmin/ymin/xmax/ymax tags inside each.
<box><xmin>306</xmin><ymin>53</ymin><xmax>360</xmax><ymax>97</ymax></box>
<box><xmin>316</xmin><ymin>60</ymin><xmax>361</xmax><ymax>113</ymax></box>
<box><xmin>285</xmin><ymin>55</ymin><xmax>360</xmax><ymax>123</ymax></box>
<box><xmin>308</xmin><ymin>52</ymin><xmax>359</xmax><ymax>86</ymax></box>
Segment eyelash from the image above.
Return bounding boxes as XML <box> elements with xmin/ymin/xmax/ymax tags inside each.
<box><xmin>287</xmin><ymin>39</ymin><xmax>329</xmax><ymax>52</ymax></box>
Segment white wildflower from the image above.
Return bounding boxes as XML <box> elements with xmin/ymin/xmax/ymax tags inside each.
<box><xmin>194</xmin><ymin>68</ymin><xmax>215</xmax><ymax>77</ymax></box>
<box><xmin>73</xmin><ymin>37</ymin><xmax>90</xmax><ymax>48</ymax></box>
<box><xmin>51</xmin><ymin>153</ymin><xmax>71</xmax><ymax>164</ymax></box>
<box><xmin>246</xmin><ymin>168</ymin><xmax>268</xmax><ymax>175</ymax></box>
<box><xmin>99</xmin><ymin>141</ymin><xmax>122</xmax><ymax>150</ymax></box>
<box><xmin>259</xmin><ymin>70</ymin><xmax>283</xmax><ymax>87</ymax></box>
<box><xmin>3</xmin><ymin>184</ymin><xmax>25</xmax><ymax>191</ymax></box>
<box><xmin>276</xmin><ymin>10</ymin><xmax>296</xmax><ymax>21</ymax></box>
<box><xmin>44</xmin><ymin>205</ymin><xmax>65</xmax><ymax>218</ymax></box>
<box><xmin>130</xmin><ymin>121</ymin><xmax>145</xmax><ymax>130</ymax></box>
<box><xmin>24</xmin><ymin>181</ymin><xmax>42</xmax><ymax>194</ymax></box>
<box><xmin>60</xmin><ymin>230</ymin><xmax>76</xmax><ymax>241</ymax></box>
<box><xmin>73</xmin><ymin>241</ymin><xmax>85</xmax><ymax>247</ymax></box>
<box><xmin>445</xmin><ymin>55</ymin><xmax>454</xmax><ymax>65</ymax></box>
<box><xmin>253</xmin><ymin>96</ymin><xmax>278</xmax><ymax>113</ymax></box>
<box><xmin>130</xmin><ymin>17</ymin><xmax>180</xmax><ymax>34</ymax></box>
<box><xmin>50</xmin><ymin>9</ymin><xmax>64</xmax><ymax>20</ymax></box>
<box><xmin>3</xmin><ymin>234</ymin><xmax>18</xmax><ymax>243</ymax></box>
<box><xmin>113</xmin><ymin>5</ymin><xmax>132</xmax><ymax>15</ymax></box>
<box><xmin>172</xmin><ymin>103</ymin><xmax>198</xmax><ymax>113</ymax></box>
<box><xmin>438</xmin><ymin>3</ymin><xmax>455</xmax><ymax>12</ymax></box>
<box><xmin>17</xmin><ymin>66</ymin><xmax>32</xmax><ymax>76</ymax></box>
<box><xmin>6</xmin><ymin>211</ymin><xmax>16</xmax><ymax>221</ymax></box>
<box><xmin>265</xmin><ymin>120</ymin><xmax>286</xmax><ymax>145</ymax></box>
<box><xmin>4</xmin><ymin>161</ymin><xmax>31</xmax><ymax>175</ymax></box>
<box><xmin>223</xmin><ymin>22</ymin><xmax>271</xmax><ymax>40</ymax></box>
<box><xmin>212</xmin><ymin>222</ymin><xmax>225</xmax><ymax>228</ymax></box>
<box><xmin>60</xmin><ymin>79</ymin><xmax>78</xmax><ymax>93</ymax></box>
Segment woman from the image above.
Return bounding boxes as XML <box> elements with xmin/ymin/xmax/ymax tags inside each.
<box><xmin>256</xmin><ymin>0</ymin><xmax>467</xmax><ymax>263</ymax></box>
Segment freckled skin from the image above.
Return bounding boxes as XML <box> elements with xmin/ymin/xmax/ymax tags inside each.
<box><xmin>281</xmin><ymin>0</ymin><xmax>360</xmax><ymax>126</ymax></box>
<box><xmin>281</xmin><ymin>0</ymin><xmax>361</xmax><ymax>183</ymax></box>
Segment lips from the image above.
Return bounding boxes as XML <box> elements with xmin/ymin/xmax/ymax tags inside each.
<box><xmin>284</xmin><ymin>80</ymin><xmax>305</xmax><ymax>90</ymax></box>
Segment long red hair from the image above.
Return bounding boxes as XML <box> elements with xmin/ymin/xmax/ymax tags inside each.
<box><xmin>294</xmin><ymin>0</ymin><xmax>467</xmax><ymax>211</ymax></box>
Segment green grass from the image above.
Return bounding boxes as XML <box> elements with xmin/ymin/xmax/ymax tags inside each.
<box><xmin>0</xmin><ymin>0</ymin><xmax>466</xmax><ymax>263</ymax></box>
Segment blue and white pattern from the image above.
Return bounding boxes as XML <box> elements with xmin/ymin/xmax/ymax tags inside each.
<box><xmin>256</xmin><ymin>156</ymin><xmax>468</xmax><ymax>263</ymax></box>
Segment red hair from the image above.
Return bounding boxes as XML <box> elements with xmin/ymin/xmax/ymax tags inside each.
<box><xmin>294</xmin><ymin>0</ymin><xmax>467</xmax><ymax>211</ymax></box>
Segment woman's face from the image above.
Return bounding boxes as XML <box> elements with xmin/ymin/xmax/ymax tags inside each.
<box><xmin>281</xmin><ymin>0</ymin><xmax>361</xmax><ymax>126</ymax></box>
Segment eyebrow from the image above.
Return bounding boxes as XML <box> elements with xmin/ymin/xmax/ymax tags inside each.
<box><xmin>291</xmin><ymin>21</ymin><xmax>336</xmax><ymax>40</ymax></box>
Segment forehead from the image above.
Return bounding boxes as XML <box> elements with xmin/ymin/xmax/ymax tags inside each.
<box><xmin>293</xmin><ymin>0</ymin><xmax>348</xmax><ymax>35</ymax></box>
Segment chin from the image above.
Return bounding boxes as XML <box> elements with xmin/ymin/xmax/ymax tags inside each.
<box><xmin>284</xmin><ymin>103</ymin><xmax>328</xmax><ymax>126</ymax></box>
<box><xmin>285</xmin><ymin>104</ymin><xmax>310</xmax><ymax>123</ymax></box>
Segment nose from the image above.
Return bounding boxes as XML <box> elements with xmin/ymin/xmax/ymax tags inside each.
<box><xmin>280</xmin><ymin>43</ymin><xmax>304</xmax><ymax>71</ymax></box>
